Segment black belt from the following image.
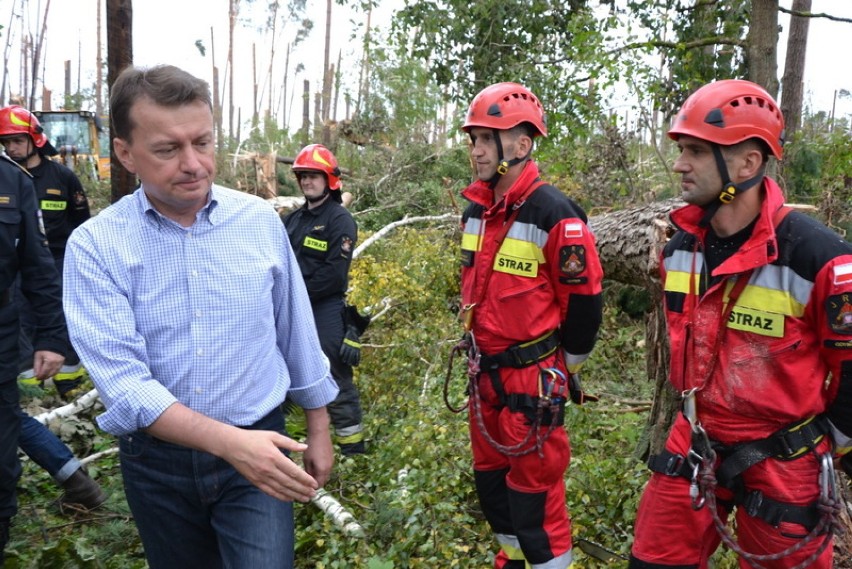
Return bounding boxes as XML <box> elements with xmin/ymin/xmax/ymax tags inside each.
<box><xmin>479</xmin><ymin>330</ymin><xmax>560</xmax><ymax>370</ymax></box>
<box><xmin>0</xmin><ymin>289</ymin><xmax>9</xmax><ymax>308</ymax></box>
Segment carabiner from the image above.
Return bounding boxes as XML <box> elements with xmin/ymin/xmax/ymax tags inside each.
<box><xmin>819</xmin><ymin>452</ymin><xmax>837</xmax><ymax>503</ymax></box>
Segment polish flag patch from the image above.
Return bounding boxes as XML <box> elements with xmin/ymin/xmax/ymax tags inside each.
<box><xmin>835</xmin><ymin>263</ymin><xmax>852</xmax><ymax>285</ymax></box>
<box><xmin>564</xmin><ymin>222</ymin><xmax>583</xmax><ymax>239</ymax></box>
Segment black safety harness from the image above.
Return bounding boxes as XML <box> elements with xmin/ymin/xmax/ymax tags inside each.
<box><xmin>647</xmin><ymin>415</ymin><xmax>832</xmax><ymax>531</ymax></box>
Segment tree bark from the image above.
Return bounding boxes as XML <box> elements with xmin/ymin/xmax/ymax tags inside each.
<box><xmin>592</xmin><ymin>199</ymin><xmax>679</xmax><ymax>457</ymax></box>
<box><xmin>106</xmin><ymin>0</ymin><xmax>135</xmax><ymax>202</ymax></box>
<box><xmin>747</xmin><ymin>0</ymin><xmax>779</xmax><ymax>96</ymax></box>
<box><xmin>780</xmin><ymin>0</ymin><xmax>811</xmax><ymax>139</ymax></box>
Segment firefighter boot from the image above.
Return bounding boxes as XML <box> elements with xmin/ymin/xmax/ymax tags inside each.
<box><xmin>53</xmin><ymin>364</ymin><xmax>88</xmax><ymax>401</ymax></box>
<box><xmin>59</xmin><ymin>468</ymin><xmax>107</xmax><ymax>512</ymax></box>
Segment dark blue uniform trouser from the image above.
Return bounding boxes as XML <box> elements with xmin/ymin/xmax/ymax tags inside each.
<box><xmin>312</xmin><ymin>297</ymin><xmax>362</xmax><ymax>435</ymax></box>
<box><xmin>0</xmin><ymin>306</ymin><xmax>23</xmax><ymax>520</ymax></box>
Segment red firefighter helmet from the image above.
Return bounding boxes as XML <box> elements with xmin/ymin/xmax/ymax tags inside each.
<box><xmin>463</xmin><ymin>82</ymin><xmax>548</xmax><ymax>137</ymax></box>
<box><xmin>292</xmin><ymin>144</ymin><xmax>342</xmax><ymax>190</ymax></box>
<box><xmin>668</xmin><ymin>79</ymin><xmax>784</xmax><ymax>159</ymax></box>
<box><xmin>0</xmin><ymin>105</ymin><xmax>51</xmax><ymax>149</ymax></box>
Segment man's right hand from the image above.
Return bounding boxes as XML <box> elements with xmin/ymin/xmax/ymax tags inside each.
<box><xmin>146</xmin><ymin>404</ymin><xmax>319</xmax><ymax>503</ymax></box>
<box><xmin>218</xmin><ymin>428</ymin><xmax>319</xmax><ymax>503</ymax></box>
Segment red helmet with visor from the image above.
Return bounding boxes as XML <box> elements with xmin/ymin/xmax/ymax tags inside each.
<box><xmin>292</xmin><ymin>144</ymin><xmax>341</xmax><ymax>190</ymax></box>
<box><xmin>0</xmin><ymin>105</ymin><xmax>51</xmax><ymax>148</ymax></box>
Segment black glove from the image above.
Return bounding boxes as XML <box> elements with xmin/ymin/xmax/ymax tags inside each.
<box><xmin>340</xmin><ymin>325</ymin><xmax>362</xmax><ymax>367</ymax></box>
<box><xmin>339</xmin><ymin>304</ymin><xmax>371</xmax><ymax>367</ymax></box>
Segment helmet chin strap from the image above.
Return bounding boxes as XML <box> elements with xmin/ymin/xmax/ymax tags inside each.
<box><xmin>486</xmin><ymin>129</ymin><xmax>530</xmax><ymax>189</ymax></box>
<box><xmin>305</xmin><ymin>187</ymin><xmax>330</xmax><ymax>204</ymax></box>
<box><xmin>699</xmin><ymin>144</ymin><xmax>764</xmax><ymax>227</ymax></box>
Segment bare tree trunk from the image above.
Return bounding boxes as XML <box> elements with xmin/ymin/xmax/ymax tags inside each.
<box><xmin>0</xmin><ymin>3</ymin><xmax>19</xmax><ymax>105</ymax></box>
<box><xmin>211</xmin><ymin>27</ymin><xmax>224</xmax><ymax>156</ymax></box>
<box><xmin>96</xmin><ymin>0</ymin><xmax>103</xmax><ymax>116</ymax></box>
<box><xmin>357</xmin><ymin>7</ymin><xmax>372</xmax><ymax>114</ymax></box>
<box><xmin>228</xmin><ymin>0</ymin><xmax>238</xmax><ymax>142</ymax></box>
<box><xmin>64</xmin><ymin>59</ymin><xmax>70</xmax><ymax>103</ymax></box>
<box><xmin>29</xmin><ymin>0</ymin><xmax>52</xmax><ymax>109</ymax></box>
<box><xmin>747</xmin><ymin>0</ymin><xmax>779</xmax><ymax>96</ymax></box>
<box><xmin>301</xmin><ymin>79</ymin><xmax>309</xmax><ymax>146</ymax></box>
<box><xmin>780</xmin><ymin>0</ymin><xmax>811</xmax><ymax>139</ymax></box>
<box><xmin>106</xmin><ymin>0</ymin><xmax>135</xmax><ymax>203</ymax></box>
<box><xmin>282</xmin><ymin>42</ymin><xmax>291</xmax><ymax>128</ymax></box>
<box><xmin>252</xmin><ymin>42</ymin><xmax>258</xmax><ymax>126</ymax></box>
<box><xmin>265</xmin><ymin>1</ymin><xmax>279</xmax><ymax>122</ymax></box>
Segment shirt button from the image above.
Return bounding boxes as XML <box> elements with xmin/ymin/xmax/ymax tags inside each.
<box><xmin>197</xmin><ymin>349</ymin><xmax>204</xmax><ymax>356</ymax></box>
<box><xmin>195</xmin><ymin>310</ymin><xmax>202</xmax><ymax>318</ymax></box>
<box><xmin>195</xmin><ymin>388</ymin><xmax>202</xmax><ymax>394</ymax></box>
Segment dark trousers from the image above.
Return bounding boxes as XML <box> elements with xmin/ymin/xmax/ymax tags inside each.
<box><xmin>0</xmin><ymin>306</ymin><xmax>23</xmax><ymax>519</ymax></box>
<box><xmin>312</xmin><ymin>297</ymin><xmax>362</xmax><ymax>433</ymax></box>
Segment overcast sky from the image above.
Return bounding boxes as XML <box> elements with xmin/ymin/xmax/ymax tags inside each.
<box><xmin>4</xmin><ymin>0</ymin><xmax>852</xmax><ymax>128</ymax></box>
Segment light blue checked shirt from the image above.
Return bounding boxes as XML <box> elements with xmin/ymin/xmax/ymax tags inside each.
<box><xmin>63</xmin><ymin>185</ymin><xmax>339</xmax><ymax>436</ymax></box>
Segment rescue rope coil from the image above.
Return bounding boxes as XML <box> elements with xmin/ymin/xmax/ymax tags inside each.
<box><xmin>444</xmin><ymin>335</ymin><xmax>565</xmax><ymax>458</ymax></box>
<box><xmin>693</xmin><ymin>440</ymin><xmax>839</xmax><ymax>569</ymax></box>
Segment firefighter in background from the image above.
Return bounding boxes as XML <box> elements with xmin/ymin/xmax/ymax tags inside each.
<box><xmin>283</xmin><ymin>144</ymin><xmax>366</xmax><ymax>455</ymax></box>
<box><xmin>0</xmin><ymin>105</ymin><xmax>91</xmax><ymax>399</ymax></box>
<box><xmin>0</xmin><ymin>155</ymin><xmax>68</xmax><ymax>562</ymax></box>
<box><xmin>628</xmin><ymin>80</ymin><xmax>852</xmax><ymax>568</ymax></box>
<box><xmin>458</xmin><ymin>83</ymin><xmax>603</xmax><ymax>569</ymax></box>
<box><xmin>0</xmin><ymin>106</ymin><xmax>105</xmax><ymax>512</ymax></box>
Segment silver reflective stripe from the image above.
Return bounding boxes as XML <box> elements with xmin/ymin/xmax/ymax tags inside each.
<box><xmin>335</xmin><ymin>424</ymin><xmax>363</xmax><ymax>437</ymax></box>
<box><xmin>530</xmin><ymin>548</ymin><xmax>573</xmax><ymax>569</ymax></box>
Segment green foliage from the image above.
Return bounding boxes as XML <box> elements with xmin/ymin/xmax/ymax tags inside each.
<box><xmin>782</xmin><ymin>117</ymin><xmax>852</xmax><ymax>237</ymax></box>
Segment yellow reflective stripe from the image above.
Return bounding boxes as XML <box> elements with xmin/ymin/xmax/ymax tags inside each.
<box><xmin>303</xmin><ymin>236</ymin><xmax>327</xmax><ymax>251</ymax></box>
<box><xmin>499</xmin><ymin>236</ymin><xmax>545</xmax><ymax>263</ymax></box>
<box><xmin>738</xmin><ymin>284</ymin><xmax>805</xmax><ymax>317</ymax></box>
<box><xmin>40</xmin><ymin>200</ymin><xmax>67</xmax><ymax>211</ymax></box>
<box><xmin>461</xmin><ymin>231</ymin><xmax>481</xmax><ymax>252</ymax></box>
<box><xmin>664</xmin><ymin>270</ymin><xmax>700</xmax><ymax>294</ymax></box>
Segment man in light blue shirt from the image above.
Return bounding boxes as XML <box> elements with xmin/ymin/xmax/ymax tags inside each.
<box><xmin>63</xmin><ymin>64</ymin><xmax>339</xmax><ymax>569</ymax></box>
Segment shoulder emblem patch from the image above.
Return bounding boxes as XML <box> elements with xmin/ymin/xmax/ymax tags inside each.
<box><xmin>560</xmin><ymin>245</ymin><xmax>586</xmax><ymax>277</ymax></box>
<box><xmin>827</xmin><ymin>294</ymin><xmax>852</xmax><ymax>335</ymax></box>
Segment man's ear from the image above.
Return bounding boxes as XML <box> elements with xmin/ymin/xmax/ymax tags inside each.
<box><xmin>112</xmin><ymin>138</ymin><xmax>137</xmax><ymax>174</ymax></box>
<box><xmin>738</xmin><ymin>147</ymin><xmax>764</xmax><ymax>180</ymax></box>
<box><xmin>514</xmin><ymin>133</ymin><xmax>533</xmax><ymax>159</ymax></box>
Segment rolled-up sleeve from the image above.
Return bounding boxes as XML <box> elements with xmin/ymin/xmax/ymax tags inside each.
<box><xmin>63</xmin><ymin>223</ymin><xmax>177</xmax><ymax>435</ymax></box>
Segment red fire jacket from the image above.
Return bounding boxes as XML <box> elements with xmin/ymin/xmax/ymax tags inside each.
<box><xmin>460</xmin><ymin>161</ymin><xmax>603</xmax><ymax>363</ymax></box>
<box><xmin>662</xmin><ymin>176</ymin><xmax>852</xmax><ymax>445</ymax></box>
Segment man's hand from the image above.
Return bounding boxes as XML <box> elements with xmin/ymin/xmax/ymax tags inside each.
<box><xmin>303</xmin><ymin>407</ymin><xmax>334</xmax><ymax>488</ymax></box>
<box><xmin>33</xmin><ymin>350</ymin><xmax>65</xmax><ymax>380</ymax></box>
<box><xmin>147</xmin><ymin>404</ymin><xmax>320</xmax><ymax>503</ymax></box>
<box><xmin>218</xmin><ymin>428</ymin><xmax>319</xmax><ymax>502</ymax></box>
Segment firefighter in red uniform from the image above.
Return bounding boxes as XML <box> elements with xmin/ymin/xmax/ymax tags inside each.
<box><xmin>629</xmin><ymin>80</ymin><xmax>852</xmax><ymax>569</ymax></box>
<box><xmin>459</xmin><ymin>83</ymin><xmax>603</xmax><ymax>569</ymax></box>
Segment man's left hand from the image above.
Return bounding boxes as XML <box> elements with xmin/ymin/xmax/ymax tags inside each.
<box><xmin>33</xmin><ymin>350</ymin><xmax>65</xmax><ymax>380</ymax></box>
